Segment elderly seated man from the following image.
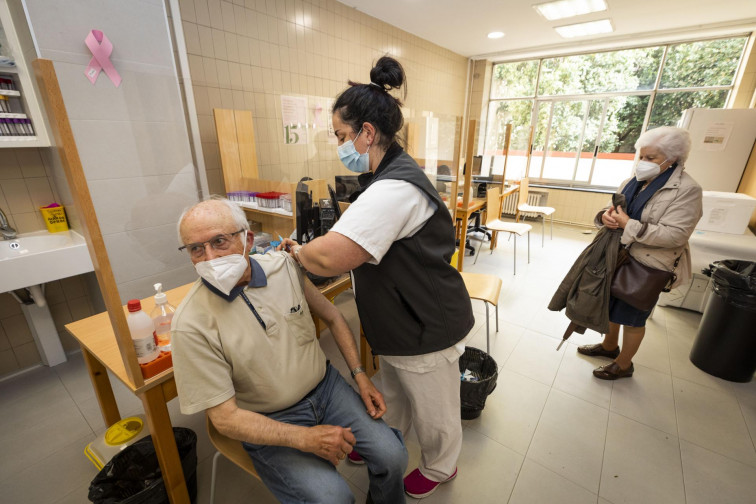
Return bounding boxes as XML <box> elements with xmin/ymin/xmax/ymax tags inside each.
<box><xmin>171</xmin><ymin>198</ymin><xmax>407</xmax><ymax>504</ymax></box>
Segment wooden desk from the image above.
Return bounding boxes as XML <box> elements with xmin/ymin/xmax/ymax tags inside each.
<box><xmin>65</xmin><ymin>276</ymin><xmax>374</xmax><ymax>504</ymax></box>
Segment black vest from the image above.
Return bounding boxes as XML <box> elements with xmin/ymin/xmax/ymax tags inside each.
<box><xmin>351</xmin><ymin>146</ymin><xmax>475</xmax><ymax>356</ymax></box>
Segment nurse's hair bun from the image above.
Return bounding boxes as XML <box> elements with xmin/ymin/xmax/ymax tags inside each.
<box><xmin>369</xmin><ymin>56</ymin><xmax>405</xmax><ymax>93</ymax></box>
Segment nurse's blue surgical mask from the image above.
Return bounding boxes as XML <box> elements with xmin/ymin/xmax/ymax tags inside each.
<box><xmin>337</xmin><ymin>127</ymin><xmax>370</xmax><ymax>173</ymax></box>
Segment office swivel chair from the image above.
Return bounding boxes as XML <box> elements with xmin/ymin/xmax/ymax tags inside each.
<box><xmin>467</xmin><ymin>183</ymin><xmax>492</xmax><ymax>243</ymax></box>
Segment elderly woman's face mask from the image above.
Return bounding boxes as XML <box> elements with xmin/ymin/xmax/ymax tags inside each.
<box><xmin>636</xmin><ymin>148</ymin><xmax>671</xmax><ymax>181</ymax></box>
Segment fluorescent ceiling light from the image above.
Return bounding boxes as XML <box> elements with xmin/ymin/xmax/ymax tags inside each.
<box><xmin>534</xmin><ymin>0</ymin><xmax>608</xmax><ymax>21</ymax></box>
<box><xmin>555</xmin><ymin>19</ymin><xmax>613</xmax><ymax>38</ymax></box>
<box><xmin>487</xmin><ymin>31</ymin><xmax>505</xmax><ymax>39</ymax></box>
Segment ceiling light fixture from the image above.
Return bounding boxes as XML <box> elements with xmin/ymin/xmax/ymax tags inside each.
<box><xmin>555</xmin><ymin>18</ymin><xmax>613</xmax><ymax>38</ymax></box>
<box><xmin>487</xmin><ymin>31</ymin><xmax>505</xmax><ymax>39</ymax></box>
<box><xmin>534</xmin><ymin>0</ymin><xmax>608</xmax><ymax>21</ymax></box>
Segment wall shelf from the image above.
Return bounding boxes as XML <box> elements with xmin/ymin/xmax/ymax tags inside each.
<box><xmin>0</xmin><ymin>135</ymin><xmax>36</xmax><ymax>141</ymax></box>
<box><xmin>236</xmin><ymin>201</ymin><xmax>294</xmax><ymax>218</ymax></box>
<box><xmin>0</xmin><ymin>0</ymin><xmax>51</xmax><ymax>147</ymax></box>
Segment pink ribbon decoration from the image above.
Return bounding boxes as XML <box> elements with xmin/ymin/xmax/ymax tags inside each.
<box><xmin>84</xmin><ymin>30</ymin><xmax>121</xmax><ymax>87</ymax></box>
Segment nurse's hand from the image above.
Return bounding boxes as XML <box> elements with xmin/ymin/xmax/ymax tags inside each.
<box><xmin>278</xmin><ymin>238</ymin><xmax>299</xmax><ymax>253</ymax></box>
<box><xmin>302</xmin><ymin>425</ymin><xmax>356</xmax><ymax>466</ymax></box>
<box><xmin>354</xmin><ymin>374</ymin><xmax>387</xmax><ymax>419</ymax></box>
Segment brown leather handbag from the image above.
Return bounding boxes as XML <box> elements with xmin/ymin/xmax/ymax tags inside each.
<box><xmin>610</xmin><ymin>248</ymin><xmax>679</xmax><ymax>311</ymax></box>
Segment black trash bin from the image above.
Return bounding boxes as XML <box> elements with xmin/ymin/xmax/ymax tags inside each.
<box><xmin>88</xmin><ymin>427</ymin><xmax>198</xmax><ymax>504</ymax></box>
<box><xmin>459</xmin><ymin>347</ymin><xmax>498</xmax><ymax>420</ymax></box>
<box><xmin>690</xmin><ymin>260</ymin><xmax>756</xmax><ymax>382</ymax></box>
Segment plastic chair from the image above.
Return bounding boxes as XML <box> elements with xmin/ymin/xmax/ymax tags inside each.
<box><xmin>460</xmin><ymin>272</ymin><xmax>502</xmax><ymax>354</ymax></box>
<box><xmin>207</xmin><ymin>415</ymin><xmax>261</xmax><ymax>504</ymax></box>
<box><xmin>474</xmin><ymin>186</ymin><xmax>532</xmax><ymax>274</ymax></box>
<box><xmin>516</xmin><ymin>177</ymin><xmax>555</xmax><ymax>247</ymax></box>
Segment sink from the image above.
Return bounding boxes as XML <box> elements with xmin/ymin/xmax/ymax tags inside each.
<box><xmin>0</xmin><ymin>230</ymin><xmax>94</xmax><ymax>293</ymax></box>
<box><xmin>0</xmin><ymin>232</ymin><xmax>75</xmax><ymax>259</ymax></box>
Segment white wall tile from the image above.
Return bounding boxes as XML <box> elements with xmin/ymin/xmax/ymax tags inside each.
<box><xmin>182</xmin><ymin>21</ymin><xmax>202</xmax><ymax>55</ymax></box>
<box><xmin>15</xmin><ymin>150</ymin><xmax>46</xmax><ymax>178</ymax></box>
<box><xmin>193</xmin><ymin>0</ymin><xmax>211</xmax><ymax>26</ymax></box>
<box><xmin>26</xmin><ymin>0</ymin><xmax>174</xmax><ymax>68</ymax></box>
<box><xmin>88</xmin><ymin>172</ymin><xmax>199</xmax><ymax>235</ymax></box>
<box><xmin>0</xmin><ymin>151</ymin><xmax>21</xmax><ymax>180</ymax></box>
<box><xmin>178</xmin><ymin>0</ymin><xmax>196</xmax><ymax>23</ymax></box>
<box><xmin>211</xmin><ymin>28</ymin><xmax>228</xmax><ymax>60</ymax></box>
<box><xmin>70</xmin><ymin>120</ymin><xmax>194</xmax><ymax>180</ymax></box>
<box><xmin>0</xmin><ymin>179</ymin><xmax>33</xmax><ymax>214</ymax></box>
<box><xmin>197</xmin><ymin>24</ymin><xmax>215</xmax><ymax>58</ymax></box>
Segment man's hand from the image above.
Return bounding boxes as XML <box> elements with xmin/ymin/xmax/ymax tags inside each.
<box><xmin>355</xmin><ymin>374</ymin><xmax>387</xmax><ymax>419</ymax></box>
<box><xmin>300</xmin><ymin>425</ymin><xmax>356</xmax><ymax>466</ymax></box>
<box><xmin>602</xmin><ymin>206</ymin><xmax>619</xmax><ymax>229</ymax></box>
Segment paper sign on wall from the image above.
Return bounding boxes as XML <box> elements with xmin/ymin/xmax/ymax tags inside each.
<box><xmin>281</xmin><ymin>95</ymin><xmax>308</xmax><ymax>145</ymax></box>
<box><xmin>309</xmin><ymin>97</ymin><xmax>335</xmax><ymax>144</ymax></box>
<box><xmin>701</xmin><ymin>122</ymin><xmax>734</xmax><ymax>152</ymax></box>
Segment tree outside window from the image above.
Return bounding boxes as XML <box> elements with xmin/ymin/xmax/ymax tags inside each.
<box><xmin>485</xmin><ymin>36</ymin><xmax>747</xmax><ymax>188</ymax></box>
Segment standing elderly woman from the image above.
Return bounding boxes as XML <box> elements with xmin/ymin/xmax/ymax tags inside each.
<box><xmin>578</xmin><ymin>126</ymin><xmax>703</xmax><ymax>379</ymax></box>
<box><xmin>281</xmin><ymin>56</ymin><xmax>474</xmax><ymax>498</ymax></box>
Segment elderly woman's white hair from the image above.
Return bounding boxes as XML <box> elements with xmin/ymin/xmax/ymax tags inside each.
<box><xmin>176</xmin><ymin>195</ymin><xmax>250</xmax><ymax>245</ymax></box>
<box><xmin>635</xmin><ymin>126</ymin><xmax>692</xmax><ymax>165</ymax></box>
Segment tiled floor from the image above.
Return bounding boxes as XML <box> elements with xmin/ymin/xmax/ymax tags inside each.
<box><xmin>1</xmin><ymin>223</ymin><xmax>755</xmax><ymax>503</ymax></box>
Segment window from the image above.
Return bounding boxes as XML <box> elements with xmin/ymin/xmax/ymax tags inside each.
<box><xmin>484</xmin><ymin>36</ymin><xmax>748</xmax><ymax>188</ymax></box>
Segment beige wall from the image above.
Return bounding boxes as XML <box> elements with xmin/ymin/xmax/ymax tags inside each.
<box><xmin>0</xmin><ymin>149</ymin><xmax>58</xmax><ymax>234</ymax></box>
<box><xmin>733</xmin><ymin>34</ymin><xmax>756</xmax><ymax>231</ymax></box>
<box><xmin>0</xmin><ymin>148</ymin><xmax>102</xmax><ymax>377</ymax></box>
<box><xmin>540</xmin><ymin>189</ymin><xmax>609</xmax><ymax>227</ymax></box>
<box><xmin>177</xmin><ymin>0</ymin><xmax>469</xmax><ymax>193</ymax></box>
<box><xmin>468</xmin><ymin>59</ymin><xmax>492</xmax><ymax>155</ymax></box>
<box><xmin>737</xmin><ymin>140</ymin><xmax>756</xmax><ymax>231</ymax></box>
<box><xmin>0</xmin><ymin>275</ymin><xmax>99</xmax><ymax>377</ymax></box>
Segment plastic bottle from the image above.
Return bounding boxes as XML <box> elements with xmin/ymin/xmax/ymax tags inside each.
<box><xmin>150</xmin><ymin>283</ymin><xmax>175</xmax><ymax>353</ymax></box>
<box><xmin>127</xmin><ymin>299</ymin><xmax>159</xmax><ymax>364</ymax></box>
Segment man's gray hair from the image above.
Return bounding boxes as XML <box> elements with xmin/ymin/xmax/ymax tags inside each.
<box><xmin>635</xmin><ymin>126</ymin><xmax>692</xmax><ymax>165</ymax></box>
<box><xmin>176</xmin><ymin>195</ymin><xmax>249</xmax><ymax>245</ymax></box>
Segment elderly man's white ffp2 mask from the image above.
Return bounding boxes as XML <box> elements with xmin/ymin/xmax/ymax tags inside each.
<box><xmin>194</xmin><ymin>231</ymin><xmax>248</xmax><ymax>295</ymax></box>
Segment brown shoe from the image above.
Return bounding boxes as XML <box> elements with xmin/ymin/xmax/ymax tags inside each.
<box><xmin>593</xmin><ymin>361</ymin><xmax>634</xmax><ymax>380</ymax></box>
<box><xmin>577</xmin><ymin>343</ymin><xmax>620</xmax><ymax>359</ymax></box>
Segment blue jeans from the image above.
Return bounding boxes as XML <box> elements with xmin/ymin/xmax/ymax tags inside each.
<box><xmin>242</xmin><ymin>365</ymin><xmax>408</xmax><ymax>503</ymax></box>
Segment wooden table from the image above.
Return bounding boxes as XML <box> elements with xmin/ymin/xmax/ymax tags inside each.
<box><xmin>65</xmin><ymin>275</ymin><xmax>374</xmax><ymax>504</ymax></box>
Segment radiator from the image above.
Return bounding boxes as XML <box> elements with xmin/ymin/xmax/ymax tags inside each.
<box><xmin>501</xmin><ymin>191</ymin><xmax>543</xmax><ymax>218</ymax></box>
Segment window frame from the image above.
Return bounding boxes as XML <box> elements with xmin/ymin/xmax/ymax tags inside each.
<box><xmin>484</xmin><ymin>35</ymin><xmax>749</xmax><ymax>190</ymax></box>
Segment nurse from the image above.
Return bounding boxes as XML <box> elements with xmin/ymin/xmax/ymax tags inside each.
<box><xmin>281</xmin><ymin>56</ymin><xmax>474</xmax><ymax>498</ymax></box>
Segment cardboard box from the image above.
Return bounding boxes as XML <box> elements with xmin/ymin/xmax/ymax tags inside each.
<box><xmin>696</xmin><ymin>191</ymin><xmax>756</xmax><ymax>235</ymax></box>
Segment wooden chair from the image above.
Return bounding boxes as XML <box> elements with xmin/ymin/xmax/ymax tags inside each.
<box><xmin>516</xmin><ymin>177</ymin><xmax>555</xmax><ymax>247</ymax></box>
<box><xmin>474</xmin><ymin>186</ymin><xmax>532</xmax><ymax>274</ymax></box>
<box><xmin>207</xmin><ymin>415</ymin><xmax>261</xmax><ymax>504</ymax></box>
<box><xmin>460</xmin><ymin>272</ymin><xmax>502</xmax><ymax>354</ymax></box>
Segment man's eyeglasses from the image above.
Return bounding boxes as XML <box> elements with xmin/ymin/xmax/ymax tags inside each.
<box><xmin>179</xmin><ymin>229</ymin><xmax>245</xmax><ymax>259</ymax></box>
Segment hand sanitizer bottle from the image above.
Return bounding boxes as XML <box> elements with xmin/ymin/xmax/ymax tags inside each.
<box><xmin>127</xmin><ymin>300</ymin><xmax>159</xmax><ymax>364</ymax></box>
<box><xmin>150</xmin><ymin>283</ymin><xmax>175</xmax><ymax>353</ymax></box>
